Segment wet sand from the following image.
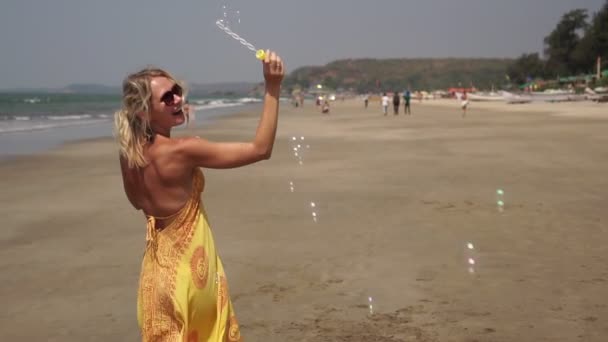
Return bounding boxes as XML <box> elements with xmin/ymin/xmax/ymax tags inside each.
<box><xmin>1</xmin><ymin>98</ymin><xmax>608</xmax><ymax>341</ymax></box>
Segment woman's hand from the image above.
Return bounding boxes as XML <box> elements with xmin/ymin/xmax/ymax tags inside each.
<box><xmin>262</xmin><ymin>50</ymin><xmax>284</xmax><ymax>88</ymax></box>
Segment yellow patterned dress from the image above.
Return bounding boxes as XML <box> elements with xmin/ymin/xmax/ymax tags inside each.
<box><xmin>137</xmin><ymin>169</ymin><xmax>241</xmax><ymax>342</ymax></box>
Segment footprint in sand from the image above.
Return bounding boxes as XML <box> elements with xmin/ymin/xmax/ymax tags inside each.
<box><xmin>257</xmin><ymin>283</ymin><xmax>294</xmax><ymax>302</ymax></box>
<box><xmin>278</xmin><ymin>306</ymin><xmax>435</xmax><ymax>341</ymax></box>
<box><xmin>308</xmin><ymin>277</ymin><xmax>344</xmax><ymax>291</ymax></box>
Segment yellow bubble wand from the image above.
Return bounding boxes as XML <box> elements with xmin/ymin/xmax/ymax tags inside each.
<box><xmin>215</xmin><ymin>20</ymin><xmax>266</xmax><ymax>60</ymax></box>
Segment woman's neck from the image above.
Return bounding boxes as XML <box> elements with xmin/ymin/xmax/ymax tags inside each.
<box><xmin>152</xmin><ymin>126</ymin><xmax>171</xmax><ymax>138</ymax></box>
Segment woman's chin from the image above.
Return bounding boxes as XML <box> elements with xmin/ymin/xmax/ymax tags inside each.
<box><xmin>173</xmin><ymin>114</ymin><xmax>186</xmax><ymax>125</ymax></box>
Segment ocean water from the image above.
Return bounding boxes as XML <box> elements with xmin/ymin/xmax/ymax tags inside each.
<box><xmin>0</xmin><ymin>93</ymin><xmax>262</xmax><ymax>159</ymax></box>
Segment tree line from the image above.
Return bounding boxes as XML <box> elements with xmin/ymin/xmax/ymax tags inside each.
<box><xmin>283</xmin><ymin>58</ymin><xmax>513</xmax><ymax>93</ymax></box>
<box><xmin>507</xmin><ymin>1</ymin><xmax>608</xmax><ymax>85</ymax></box>
<box><xmin>283</xmin><ymin>2</ymin><xmax>607</xmax><ymax>93</ymax></box>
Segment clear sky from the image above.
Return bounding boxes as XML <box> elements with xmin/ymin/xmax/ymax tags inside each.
<box><xmin>0</xmin><ymin>0</ymin><xmax>604</xmax><ymax>89</ymax></box>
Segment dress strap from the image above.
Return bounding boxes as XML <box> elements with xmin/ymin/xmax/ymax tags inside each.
<box><xmin>151</xmin><ymin>210</ymin><xmax>182</xmax><ymax>221</ymax></box>
<box><xmin>146</xmin><ymin>216</ymin><xmax>158</xmax><ymax>252</ymax></box>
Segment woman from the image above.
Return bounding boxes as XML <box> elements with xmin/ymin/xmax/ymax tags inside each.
<box><xmin>114</xmin><ymin>51</ymin><xmax>284</xmax><ymax>341</ymax></box>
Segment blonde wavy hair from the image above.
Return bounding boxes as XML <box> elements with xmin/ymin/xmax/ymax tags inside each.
<box><xmin>114</xmin><ymin>67</ymin><xmax>186</xmax><ymax>168</ymax></box>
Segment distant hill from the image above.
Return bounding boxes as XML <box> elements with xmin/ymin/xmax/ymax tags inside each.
<box><xmin>1</xmin><ymin>58</ymin><xmax>516</xmax><ymax>96</ymax></box>
<box><xmin>64</xmin><ymin>83</ymin><xmax>119</xmax><ymax>94</ymax></box>
<box><xmin>0</xmin><ymin>82</ymin><xmax>261</xmax><ymax>97</ymax></box>
<box><xmin>284</xmin><ymin>58</ymin><xmax>515</xmax><ymax>92</ymax></box>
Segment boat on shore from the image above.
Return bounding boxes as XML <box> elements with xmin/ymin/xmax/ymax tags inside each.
<box><xmin>466</xmin><ymin>92</ymin><xmax>505</xmax><ymax>102</ymax></box>
<box><xmin>503</xmin><ymin>91</ymin><xmax>589</xmax><ymax>103</ymax></box>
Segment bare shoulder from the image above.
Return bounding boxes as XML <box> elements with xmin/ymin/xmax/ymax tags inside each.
<box><xmin>148</xmin><ymin>137</ymin><xmax>196</xmax><ymax>181</ymax></box>
<box><xmin>171</xmin><ymin>135</ymin><xmax>213</xmax><ymax>161</ymax></box>
<box><xmin>173</xmin><ymin>135</ymin><xmax>204</xmax><ymax>146</ymax></box>
<box><xmin>164</xmin><ymin>136</ymin><xmax>201</xmax><ymax>159</ymax></box>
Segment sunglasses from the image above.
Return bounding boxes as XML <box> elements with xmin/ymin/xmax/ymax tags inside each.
<box><xmin>160</xmin><ymin>84</ymin><xmax>183</xmax><ymax>106</ymax></box>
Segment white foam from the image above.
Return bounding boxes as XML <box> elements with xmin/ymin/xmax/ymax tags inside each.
<box><xmin>0</xmin><ymin>118</ymin><xmax>108</xmax><ymax>134</ymax></box>
<box><xmin>191</xmin><ymin>97</ymin><xmax>261</xmax><ymax>111</ymax></box>
<box><xmin>47</xmin><ymin>114</ymin><xmax>93</xmax><ymax>120</ymax></box>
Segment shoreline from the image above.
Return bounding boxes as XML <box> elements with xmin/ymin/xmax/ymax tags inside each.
<box><xmin>0</xmin><ymin>103</ymin><xmax>262</xmax><ymax>163</ymax></box>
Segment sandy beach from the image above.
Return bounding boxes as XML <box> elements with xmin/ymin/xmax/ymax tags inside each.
<box><xmin>2</xmin><ymin>98</ymin><xmax>608</xmax><ymax>341</ymax></box>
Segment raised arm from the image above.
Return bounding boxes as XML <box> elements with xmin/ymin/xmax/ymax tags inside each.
<box><xmin>177</xmin><ymin>50</ymin><xmax>284</xmax><ymax>169</ymax></box>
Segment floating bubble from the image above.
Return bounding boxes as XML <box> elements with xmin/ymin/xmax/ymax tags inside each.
<box><xmin>215</xmin><ymin>1</ymin><xmax>265</xmax><ymax>59</ymax></box>
<box><xmin>496</xmin><ymin>188</ymin><xmax>505</xmax><ymax>212</ymax></box>
<box><xmin>310</xmin><ymin>202</ymin><xmax>316</xmax><ymax>208</ymax></box>
<box><xmin>216</xmin><ymin>20</ymin><xmax>260</xmax><ymax>54</ymax></box>
<box><xmin>465</xmin><ymin>242</ymin><xmax>477</xmax><ymax>274</ymax></box>
<box><xmin>290</xmin><ymin>139</ymin><xmax>311</xmax><ymax>163</ymax></box>
<box><xmin>217</xmin><ymin>0</ymin><xmax>241</xmax><ymax>30</ymax></box>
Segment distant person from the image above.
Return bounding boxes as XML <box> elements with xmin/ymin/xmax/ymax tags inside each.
<box><xmin>364</xmin><ymin>94</ymin><xmax>369</xmax><ymax>108</ymax></box>
<box><xmin>403</xmin><ymin>90</ymin><xmax>411</xmax><ymax>115</ymax></box>
<box><xmin>184</xmin><ymin>100</ymin><xmax>196</xmax><ymax>122</ymax></box>
<box><xmin>321</xmin><ymin>100</ymin><xmax>330</xmax><ymax>114</ymax></box>
<box><xmin>392</xmin><ymin>91</ymin><xmax>400</xmax><ymax>115</ymax></box>
<box><xmin>381</xmin><ymin>93</ymin><xmax>389</xmax><ymax>116</ymax></box>
<box><xmin>461</xmin><ymin>91</ymin><xmax>469</xmax><ymax>118</ymax></box>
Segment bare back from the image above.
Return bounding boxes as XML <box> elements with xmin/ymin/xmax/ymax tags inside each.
<box><xmin>120</xmin><ymin>136</ymin><xmax>201</xmax><ymax>220</ymax></box>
